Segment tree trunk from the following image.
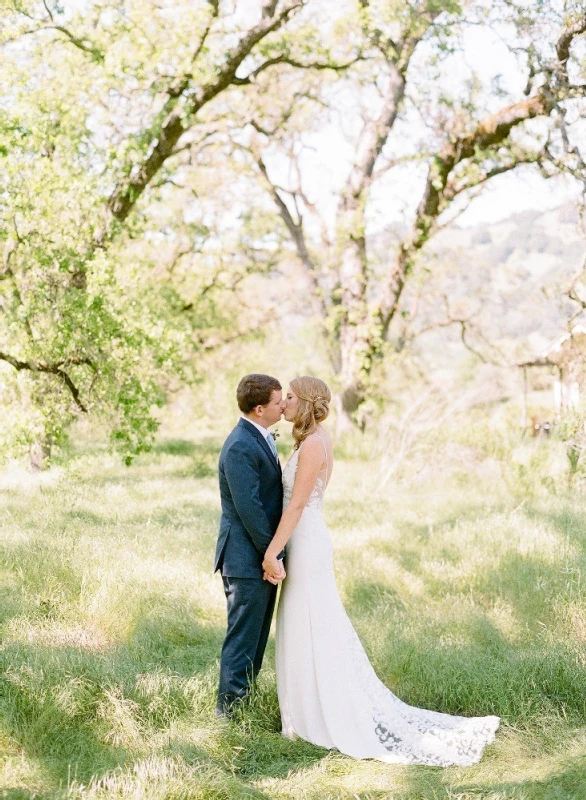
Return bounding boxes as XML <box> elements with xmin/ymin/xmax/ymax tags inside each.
<box><xmin>334</xmin><ymin>394</ymin><xmax>355</xmax><ymax>437</ymax></box>
<box><xmin>29</xmin><ymin>438</ymin><xmax>51</xmax><ymax>472</ymax></box>
<box><xmin>330</xmin><ymin>67</ymin><xmax>406</xmax><ymax>432</ymax></box>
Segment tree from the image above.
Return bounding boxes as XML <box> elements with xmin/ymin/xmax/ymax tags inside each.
<box><xmin>0</xmin><ymin>0</ymin><xmax>311</xmax><ymax>465</ymax></box>
<box><xmin>242</xmin><ymin>0</ymin><xmax>586</xmax><ymax>430</ymax></box>
<box><xmin>3</xmin><ymin>0</ymin><xmax>585</xmax><ymax>458</ymax></box>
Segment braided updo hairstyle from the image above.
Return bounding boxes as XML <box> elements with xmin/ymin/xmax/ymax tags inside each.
<box><xmin>290</xmin><ymin>376</ymin><xmax>331</xmax><ymax>449</ymax></box>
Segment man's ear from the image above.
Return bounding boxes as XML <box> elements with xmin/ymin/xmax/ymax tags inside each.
<box><xmin>254</xmin><ymin>404</ymin><xmax>264</xmax><ymax>417</ymax></box>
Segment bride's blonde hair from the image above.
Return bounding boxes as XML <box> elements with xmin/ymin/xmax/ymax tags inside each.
<box><xmin>290</xmin><ymin>376</ymin><xmax>331</xmax><ymax>449</ymax></box>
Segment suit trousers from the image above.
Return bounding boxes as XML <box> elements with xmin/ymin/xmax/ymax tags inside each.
<box><xmin>217</xmin><ymin>576</ymin><xmax>278</xmax><ymax>714</ymax></box>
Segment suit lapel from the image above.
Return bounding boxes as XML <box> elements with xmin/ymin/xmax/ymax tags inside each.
<box><xmin>238</xmin><ymin>418</ymin><xmax>281</xmax><ymax>475</ymax></box>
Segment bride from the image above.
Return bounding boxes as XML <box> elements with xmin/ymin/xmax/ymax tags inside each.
<box><xmin>262</xmin><ymin>376</ymin><xmax>499</xmax><ymax>767</ymax></box>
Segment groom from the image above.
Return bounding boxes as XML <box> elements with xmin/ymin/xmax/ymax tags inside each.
<box><xmin>214</xmin><ymin>373</ymin><xmax>286</xmax><ymax>717</ymax></box>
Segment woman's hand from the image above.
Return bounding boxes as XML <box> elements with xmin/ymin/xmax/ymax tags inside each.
<box><xmin>262</xmin><ymin>553</ymin><xmax>286</xmax><ymax>584</ymax></box>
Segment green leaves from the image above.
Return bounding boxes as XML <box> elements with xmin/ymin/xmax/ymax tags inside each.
<box><xmin>0</xmin><ymin>0</ymin><xmax>311</xmax><ymax>465</ymax></box>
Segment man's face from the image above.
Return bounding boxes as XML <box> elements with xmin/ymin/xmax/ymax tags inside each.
<box><xmin>260</xmin><ymin>389</ymin><xmax>284</xmax><ymax>427</ymax></box>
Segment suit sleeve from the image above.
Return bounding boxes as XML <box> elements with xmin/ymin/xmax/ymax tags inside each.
<box><xmin>222</xmin><ymin>440</ymin><xmax>274</xmax><ymax>555</ymax></box>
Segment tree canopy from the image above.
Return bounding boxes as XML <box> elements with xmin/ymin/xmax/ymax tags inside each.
<box><xmin>1</xmin><ymin>0</ymin><xmax>585</xmax><ymax>462</ymax></box>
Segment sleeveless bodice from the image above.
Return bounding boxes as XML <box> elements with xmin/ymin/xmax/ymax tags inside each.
<box><xmin>282</xmin><ymin>445</ymin><xmax>328</xmax><ymax>512</ymax></box>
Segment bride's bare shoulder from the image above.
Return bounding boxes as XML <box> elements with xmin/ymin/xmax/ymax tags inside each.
<box><xmin>299</xmin><ymin>434</ymin><xmax>322</xmax><ymax>451</ymax></box>
<box><xmin>300</xmin><ymin>431</ymin><xmax>333</xmax><ymax>458</ymax></box>
<box><xmin>314</xmin><ymin>428</ymin><xmax>332</xmax><ymax>445</ymax></box>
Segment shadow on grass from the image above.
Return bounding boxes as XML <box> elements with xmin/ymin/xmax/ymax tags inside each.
<box><xmin>451</xmin><ymin>753</ymin><xmax>586</xmax><ymax>799</ymax></box>
<box><xmin>5</xmin><ymin>446</ymin><xmax>586</xmax><ymax>796</ymax></box>
<box><xmin>449</xmin><ymin>500</ymin><xmax>586</xmax><ymax>643</ymax></box>
<box><xmin>391</xmin><ymin>500</ymin><xmax>509</xmax><ymax>547</ymax></box>
<box><xmin>523</xmin><ymin>503</ymin><xmax>586</xmax><ymax>558</ymax></box>
<box><xmin>357</xmin><ymin>501</ymin><xmax>511</xmax><ymax>586</ymax></box>
<box><xmin>0</xmin><ymin>491</ymin><xmax>221</xmax><ymax>567</ymax></box>
<box><xmin>142</xmin><ymin>438</ymin><xmax>221</xmax><ymax>480</ymax></box>
<box><xmin>0</xmin><ymin>620</ymin><xmax>330</xmax><ymax>795</ymax></box>
<box><xmin>0</xmin><ymin>577</ymin><xmax>26</xmax><ymax>629</ymax></box>
<box><xmin>472</xmin><ymin>549</ymin><xmax>583</xmax><ymax>636</ymax></box>
<box><xmin>340</xmin><ymin>570</ymin><xmax>586</xmax><ymax>724</ymax></box>
<box><xmin>0</xmin><ymin>534</ymin><xmax>327</xmax><ymax>795</ymax></box>
<box><xmin>65</xmin><ymin>508</ymin><xmax>112</xmax><ymax>527</ymax></box>
<box><xmin>0</xmin><ymin>531</ymin><xmax>222</xmax><ymax>789</ymax></box>
<box><xmin>358</xmin><ymin>497</ymin><xmax>586</xmax><ymax>642</ymax></box>
<box><xmin>0</xmin><ymin>643</ymin><xmax>128</xmax><ymax>784</ymax></box>
<box><xmin>126</xmin><ymin>500</ymin><xmax>219</xmax><ymax>530</ymax></box>
<box><xmin>0</xmin><ymin>613</ymin><xmax>227</xmax><ymax>786</ymax></box>
<box><xmin>66</xmin><ymin>439</ymin><xmax>221</xmax><ymax>487</ymax></box>
<box><xmin>344</xmin><ymin>577</ymin><xmax>406</xmax><ymax>614</ymax></box>
<box><xmin>385</xmin><ymin>755</ymin><xmax>586</xmax><ymax>800</ymax></box>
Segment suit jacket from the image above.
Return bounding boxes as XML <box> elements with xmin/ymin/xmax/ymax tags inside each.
<box><xmin>214</xmin><ymin>418</ymin><xmax>284</xmax><ymax>578</ymax></box>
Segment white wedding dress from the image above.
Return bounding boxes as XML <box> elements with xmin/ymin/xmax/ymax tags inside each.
<box><xmin>275</xmin><ymin>437</ymin><xmax>500</xmax><ymax>766</ymax></box>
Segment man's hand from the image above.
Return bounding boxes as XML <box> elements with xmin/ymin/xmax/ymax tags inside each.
<box><xmin>262</xmin><ymin>554</ymin><xmax>286</xmax><ymax>584</ymax></box>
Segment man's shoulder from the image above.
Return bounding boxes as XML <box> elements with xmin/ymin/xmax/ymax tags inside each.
<box><xmin>221</xmin><ymin>423</ymin><xmax>254</xmax><ymax>454</ymax></box>
<box><xmin>220</xmin><ymin>430</ymin><xmax>261</xmax><ymax>475</ymax></box>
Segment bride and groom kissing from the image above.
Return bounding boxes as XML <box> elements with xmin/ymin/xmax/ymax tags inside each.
<box><xmin>214</xmin><ymin>373</ymin><xmax>499</xmax><ymax>766</ymax></box>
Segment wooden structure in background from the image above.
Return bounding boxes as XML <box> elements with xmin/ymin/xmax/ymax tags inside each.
<box><xmin>519</xmin><ymin>325</ymin><xmax>586</xmax><ymax>431</ymax></box>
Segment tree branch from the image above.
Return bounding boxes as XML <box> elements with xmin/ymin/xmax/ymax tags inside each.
<box><xmin>42</xmin><ymin>23</ymin><xmax>104</xmax><ymax>62</ymax></box>
<box><xmin>0</xmin><ymin>352</ymin><xmax>91</xmax><ymax>412</ymax></box>
<box><xmin>6</xmin><ymin>15</ymin><xmax>105</xmax><ymax>62</ymax></box>
<box><xmin>233</xmin><ymin>53</ymin><xmax>360</xmax><ymax>84</ymax></box>
<box><xmin>342</xmin><ymin>64</ymin><xmax>407</xmax><ymax>201</ymax></box>
<box><xmin>556</xmin><ymin>16</ymin><xmax>586</xmax><ymax>72</ymax></box>
<box><xmin>358</xmin><ymin>0</ymin><xmax>399</xmax><ymax>61</ymax></box>
<box><xmin>376</xmin><ymin>13</ymin><xmax>586</xmax><ymax>339</ymax></box>
<box><xmin>442</xmin><ymin>146</ymin><xmax>545</xmax><ymax>203</ymax></box>
<box><xmin>252</xmin><ymin>151</ymin><xmax>328</xmax><ymax>317</ymax></box>
<box><xmin>106</xmin><ymin>1</ymin><xmax>303</xmax><ymax>227</ymax></box>
<box><xmin>406</xmin><ymin>294</ymin><xmax>505</xmax><ymax>365</ymax></box>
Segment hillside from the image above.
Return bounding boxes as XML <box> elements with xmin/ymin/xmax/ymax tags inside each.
<box><xmin>382</xmin><ymin>203</ymin><xmax>586</xmax><ymax>369</ymax></box>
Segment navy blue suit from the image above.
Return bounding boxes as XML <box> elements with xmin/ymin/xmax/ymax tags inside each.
<box><xmin>215</xmin><ymin>418</ymin><xmax>283</xmax><ymax>713</ymax></box>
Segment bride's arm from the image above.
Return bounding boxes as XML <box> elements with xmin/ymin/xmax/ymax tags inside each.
<box><xmin>262</xmin><ymin>436</ymin><xmax>326</xmax><ymax>576</ymax></box>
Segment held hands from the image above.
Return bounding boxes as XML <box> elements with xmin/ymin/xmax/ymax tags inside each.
<box><xmin>262</xmin><ymin>553</ymin><xmax>286</xmax><ymax>585</ymax></box>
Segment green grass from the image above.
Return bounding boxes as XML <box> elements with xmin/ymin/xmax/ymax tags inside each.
<box><xmin>1</xmin><ymin>437</ymin><xmax>586</xmax><ymax>799</ymax></box>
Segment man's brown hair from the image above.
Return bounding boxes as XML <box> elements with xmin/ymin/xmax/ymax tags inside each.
<box><xmin>237</xmin><ymin>374</ymin><xmax>281</xmax><ymax>413</ymax></box>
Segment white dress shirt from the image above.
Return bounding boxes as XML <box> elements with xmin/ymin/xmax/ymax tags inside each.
<box><xmin>240</xmin><ymin>416</ymin><xmax>273</xmax><ymax>442</ymax></box>
<box><xmin>241</xmin><ymin>415</ymin><xmax>278</xmax><ymax>461</ymax></box>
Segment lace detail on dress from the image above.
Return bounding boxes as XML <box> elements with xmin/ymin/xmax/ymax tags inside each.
<box><xmin>341</xmin><ymin>614</ymin><xmax>499</xmax><ymax>765</ymax></box>
<box><xmin>282</xmin><ymin>437</ymin><xmax>328</xmax><ymax>512</ymax></box>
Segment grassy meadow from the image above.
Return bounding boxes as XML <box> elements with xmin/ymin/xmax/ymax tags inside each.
<box><xmin>1</xmin><ymin>431</ymin><xmax>586</xmax><ymax>799</ymax></box>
